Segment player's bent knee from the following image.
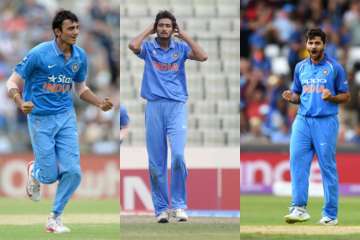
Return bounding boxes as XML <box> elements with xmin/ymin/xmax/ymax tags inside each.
<box><xmin>40</xmin><ymin>173</ymin><xmax>59</xmax><ymax>184</ymax></box>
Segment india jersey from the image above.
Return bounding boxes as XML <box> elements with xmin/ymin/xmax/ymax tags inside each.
<box><xmin>137</xmin><ymin>37</ymin><xmax>191</xmax><ymax>102</ymax></box>
<box><xmin>15</xmin><ymin>40</ymin><xmax>87</xmax><ymax>115</ymax></box>
<box><xmin>291</xmin><ymin>53</ymin><xmax>348</xmax><ymax>117</ymax></box>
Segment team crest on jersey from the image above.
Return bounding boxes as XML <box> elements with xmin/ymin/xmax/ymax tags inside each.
<box><xmin>323</xmin><ymin>69</ymin><xmax>328</xmax><ymax>76</ymax></box>
<box><xmin>71</xmin><ymin>63</ymin><xmax>79</xmax><ymax>72</ymax></box>
<box><xmin>172</xmin><ymin>52</ymin><xmax>179</xmax><ymax>59</ymax></box>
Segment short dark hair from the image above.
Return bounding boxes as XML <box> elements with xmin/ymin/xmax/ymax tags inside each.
<box><xmin>154</xmin><ymin>10</ymin><xmax>177</xmax><ymax>31</ymax></box>
<box><xmin>52</xmin><ymin>10</ymin><xmax>79</xmax><ymax>33</ymax></box>
<box><xmin>305</xmin><ymin>28</ymin><xmax>326</xmax><ymax>44</ymax></box>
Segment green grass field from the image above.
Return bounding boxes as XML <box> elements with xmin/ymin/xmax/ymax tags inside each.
<box><xmin>0</xmin><ymin>198</ymin><xmax>119</xmax><ymax>240</ymax></box>
<box><xmin>121</xmin><ymin>215</ymin><xmax>240</xmax><ymax>240</ymax></box>
<box><xmin>241</xmin><ymin>195</ymin><xmax>360</xmax><ymax>240</ymax></box>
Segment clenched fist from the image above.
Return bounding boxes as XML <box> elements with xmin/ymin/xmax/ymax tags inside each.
<box><xmin>21</xmin><ymin>101</ymin><xmax>34</xmax><ymax>114</ymax></box>
<box><xmin>99</xmin><ymin>97</ymin><xmax>113</xmax><ymax>112</ymax></box>
<box><xmin>282</xmin><ymin>90</ymin><xmax>292</xmax><ymax>102</ymax></box>
<box><xmin>321</xmin><ymin>88</ymin><xmax>333</xmax><ymax>101</ymax></box>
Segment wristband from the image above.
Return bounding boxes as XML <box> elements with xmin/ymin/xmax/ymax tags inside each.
<box><xmin>12</xmin><ymin>93</ymin><xmax>20</xmax><ymax>100</ymax></box>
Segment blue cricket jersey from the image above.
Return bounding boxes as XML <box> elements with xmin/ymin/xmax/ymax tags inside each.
<box><xmin>120</xmin><ymin>105</ymin><xmax>129</xmax><ymax>129</ymax></box>
<box><xmin>15</xmin><ymin>40</ymin><xmax>87</xmax><ymax>115</ymax></box>
<box><xmin>291</xmin><ymin>53</ymin><xmax>348</xmax><ymax>117</ymax></box>
<box><xmin>137</xmin><ymin>37</ymin><xmax>191</xmax><ymax>102</ymax></box>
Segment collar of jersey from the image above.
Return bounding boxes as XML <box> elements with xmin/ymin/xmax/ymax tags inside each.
<box><xmin>153</xmin><ymin>37</ymin><xmax>175</xmax><ymax>50</ymax></box>
<box><xmin>52</xmin><ymin>39</ymin><xmax>79</xmax><ymax>58</ymax></box>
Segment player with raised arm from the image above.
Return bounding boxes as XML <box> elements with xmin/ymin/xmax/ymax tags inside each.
<box><xmin>282</xmin><ymin>28</ymin><xmax>350</xmax><ymax>226</ymax></box>
<box><xmin>6</xmin><ymin>10</ymin><xmax>113</xmax><ymax>233</ymax></box>
<box><xmin>128</xmin><ymin>10</ymin><xmax>207</xmax><ymax>223</ymax></box>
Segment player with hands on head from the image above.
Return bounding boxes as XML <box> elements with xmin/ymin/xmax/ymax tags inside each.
<box><xmin>128</xmin><ymin>10</ymin><xmax>207</xmax><ymax>223</ymax></box>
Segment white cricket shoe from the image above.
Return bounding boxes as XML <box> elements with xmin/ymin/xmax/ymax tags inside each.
<box><xmin>319</xmin><ymin>216</ymin><xmax>338</xmax><ymax>226</ymax></box>
<box><xmin>157</xmin><ymin>210</ymin><xmax>169</xmax><ymax>223</ymax></box>
<box><xmin>284</xmin><ymin>206</ymin><xmax>310</xmax><ymax>224</ymax></box>
<box><xmin>173</xmin><ymin>209</ymin><xmax>188</xmax><ymax>222</ymax></box>
<box><xmin>26</xmin><ymin>161</ymin><xmax>40</xmax><ymax>202</ymax></box>
<box><xmin>46</xmin><ymin>213</ymin><xmax>71</xmax><ymax>233</ymax></box>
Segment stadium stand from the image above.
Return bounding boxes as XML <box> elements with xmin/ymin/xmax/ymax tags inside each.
<box><xmin>120</xmin><ymin>0</ymin><xmax>240</xmax><ymax>146</ymax></box>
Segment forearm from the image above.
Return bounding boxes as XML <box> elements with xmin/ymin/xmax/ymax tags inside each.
<box><xmin>9</xmin><ymin>88</ymin><xmax>24</xmax><ymax>108</ymax></box>
<box><xmin>181</xmin><ymin>31</ymin><xmax>208</xmax><ymax>61</ymax></box>
<box><xmin>79</xmin><ymin>89</ymin><xmax>102</xmax><ymax>107</ymax></box>
<box><xmin>327</xmin><ymin>92</ymin><xmax>351</xmax><ymax>104</ymax></box>
<box><xmin>128</xmin><ymin>26</ymin><xmax>153</xmax><ymax>53</ymax></box>
<box><xmin>7</xmin><ymin>72</ymin><xmax>24</xmax><ymax>108</ymax></box>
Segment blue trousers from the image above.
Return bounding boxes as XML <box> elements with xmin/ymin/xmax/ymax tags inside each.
<box><xmin>290</xmin><ymin>114</ymin><xmax>339</xmax><ymax>219</ymax></box>
<box><xmin>145</xmin><ymin>99</ymin><xmax>188</xmax><ymax>216</ymax></box>
<box><xmin>27</xmin><ymin>110</ymin><xmax>81</xmax><ymax>216</ymax></box>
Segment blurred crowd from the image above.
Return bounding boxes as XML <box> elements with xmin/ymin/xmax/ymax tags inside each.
<box><xmin>0</xmin><ymin>0</ymin><xmax>119</xmax><ymax>153</ymax></box>
<box><xmin>240</xmin><ymin>0</ymin><xmax>360</xmax><ymax>145</ymax></box>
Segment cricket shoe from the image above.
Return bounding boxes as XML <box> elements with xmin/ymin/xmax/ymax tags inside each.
<box><xmin>46</xmin><ymin>213</ymin><xmax>71</xmax><ymax>233</ymax></box>
<box><xmin>26</xmin><ymin>161</ymin><xmax>40</xmax><ymax>201</ymax></box>
<box><xmin>284</xmin><ymin>206</ymin><xmax>310</xmax><ymax>224</ymax></box>
<box><xmin>319</xmin><ymin>216</ymin><xmax>338</xmax><ymax>226</ymax></box>
<box><xmin>173</xmin><ymin>209</ymin><xmax>188</xmax><ymax>222</ymax></box>
<box><xmin>157</xmin><ymin>210</ymin><xmax>169</xmax><ymax>223</ymax></box>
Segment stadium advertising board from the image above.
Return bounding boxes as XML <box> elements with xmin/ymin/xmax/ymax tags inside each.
<box><xmin>0</xmin><ymin>154</ymin><xmax>119</xmax><ymax>198</ymax></box>
<box><xmin>120</xmin><ymin>147</ymin><xmax>240</xmax><ymax>214</ymax></box>
<box><xmin>241</xmin><ymin>152</ymin><xmax>360</xmax><ymax>195</ymax></box>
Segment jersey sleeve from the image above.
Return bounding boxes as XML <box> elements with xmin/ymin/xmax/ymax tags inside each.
<box><xmin>120</xmin><ymin>105</ymin><xmax>130</xmax><ymax>128</ymax></box>
<box><xmin>74</xmin><ymin>52</ymin><xmax>88</xmax><ymax>83</ymax></box>
<box><xmin>181</xmin><ymin>40</ymin><xmax>191</xmax><ymax>61</ymax></box>
<box><xmin>14</xmin><ymin>51</ymin><xmax>38</xmax><ymax>81</ymax></box>
<box><xmin>335</xmin><ymin>63</ymin><xmax>349</xmax><ymax>93</ymax></box>
<box><xmin>291</xmin><ymin>63</ymin><xmax>302</xmax><ymax>94</ymax></box>
<box><xmin>137</xmin><ymin>41</ymin><xmax>147</xmax><ymax>60</ymax></box>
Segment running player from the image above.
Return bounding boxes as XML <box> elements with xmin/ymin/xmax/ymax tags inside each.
<box><xmin>6</xmin><ymin>10</ymin><xmax>113</xmax><ymax>233</ymax></box>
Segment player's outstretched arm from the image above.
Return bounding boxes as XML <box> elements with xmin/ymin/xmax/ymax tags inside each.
<box><xmin>282</xmin><ymin>90</ymin><xmax>300</xmax><ymax>104</ymax></box>
<box><xmin>75</xmin><ymin>82</ymin><xmax>113</xmax><ymax>111</ymax></box>
<box><xmin>6</xmin><ymin>72</ymin><xmax>33</xmax><ymax>114</ymax></box>
<box><xmin>128</xmin><ymin>25</ymin><xmax>155</xmax><ymax>54</ymax></box>
<box><xmin>176</xmin><ymin>27</ymin><xmax>208</xmax><ymax>62</ymax></box>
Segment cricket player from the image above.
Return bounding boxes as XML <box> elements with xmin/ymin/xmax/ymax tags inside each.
<box><xmin>120</xmin><ymin>104</ymin><xmax>129</xmax><ymax>144</ymax></box>
<box><xmin>6</xmin><ymin>10</ymin><xmax>113</xmax><ymax>233</ymax></box>
<box><xmin>282</xmin><ymin>28</ymin><xmax>350</xmax><ymax>225</ymax></box>
<box><xmin>128</xmin><ymin>10</ymin><xmax>207</xmax><ymax>223</ymax></box>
